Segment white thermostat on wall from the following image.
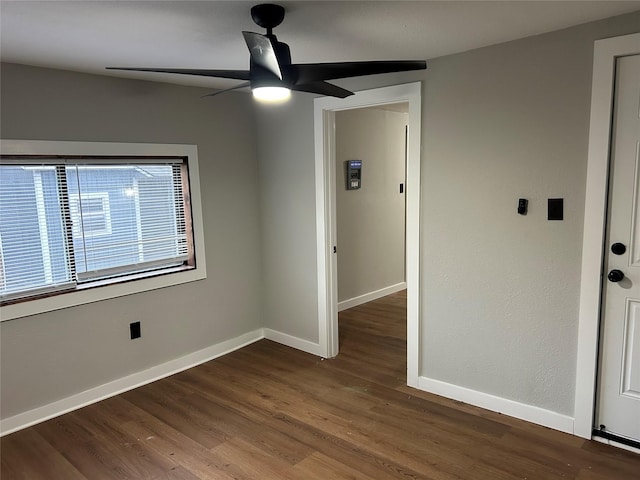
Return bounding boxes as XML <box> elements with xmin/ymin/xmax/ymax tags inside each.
<box><xmin>345</xmin><ymin>160</ymin><xmax>362</xmax><ymax>190</ymax></box>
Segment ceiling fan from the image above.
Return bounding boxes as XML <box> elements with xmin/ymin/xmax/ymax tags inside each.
<box><xmin>107</xmin><ymin>3</ymin><xmax>427</xmax><ymax>101</ymax></box>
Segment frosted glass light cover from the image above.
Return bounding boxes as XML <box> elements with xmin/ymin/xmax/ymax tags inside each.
<box><xmin>252</xmin><ymin>87</ymin><xmax>291</xmax><ymax>102</ymax></box>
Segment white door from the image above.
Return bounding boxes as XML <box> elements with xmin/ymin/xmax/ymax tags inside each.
<box><xmin>598</xmin><ymin>53</ymin><xmax>640</xmax><ymax>445</ymax></box>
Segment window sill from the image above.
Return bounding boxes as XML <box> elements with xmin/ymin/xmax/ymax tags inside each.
<box><xmin>0</xmin><ymin>263</ymin><xmax>205</xmax><ymax>322</ymax></box>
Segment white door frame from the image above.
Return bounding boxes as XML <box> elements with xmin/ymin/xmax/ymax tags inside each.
<box><xmin>576</xmin><ymin>32</ymin><xmax>640</xmax><ymax>439</ymax></box>
<box><xmin>313</xmin><ymin>82</ymin><xmax>422</xmax><ymax>386</ymax></box>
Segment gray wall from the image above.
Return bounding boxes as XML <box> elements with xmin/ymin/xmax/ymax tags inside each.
<box><xmin>0</xmin><ymin>64</ymin><xmax>263</xmax><ymax>419</ymax></box>
<box><xmin>2</xmin><ymin>10</ymin><xmax>639</xmax><ymax>425</ymax></box>
<box><xmin>335</xmin><ymin>108</ymin><xmax>407</xmax><ymax>302</ymax></box>
<box><xmin>255</xmin><ymin>97</ymin><xmax>319</xmax><ymax>342</ymax></box>
<box><xmin>256</xmin><ymin>11</ymin><xmax>640</xmax><ymax>417</ymax></box>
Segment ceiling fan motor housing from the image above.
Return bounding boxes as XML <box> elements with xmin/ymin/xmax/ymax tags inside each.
<box><xmin>251</xmin><ymin>4</ymin><xmax>285</xmax><ymax>33</ymax></box>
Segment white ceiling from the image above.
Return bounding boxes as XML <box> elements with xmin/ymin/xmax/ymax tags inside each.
<box><xmin>2</xmin><ymin>1</ymin><xmax>639</xmax><ymax>91</ymax></box>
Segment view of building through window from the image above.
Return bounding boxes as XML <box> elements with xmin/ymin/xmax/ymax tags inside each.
<box><xmin>0</xmin><ymin>160</ymin><xmax>193</xmax><ymax>303</ymax></box>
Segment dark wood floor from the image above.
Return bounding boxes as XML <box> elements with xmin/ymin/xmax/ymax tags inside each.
<box><xmin>2</xmin><ymin>290</ymin><xmax>639</xmax><ymax>479</ymax></box>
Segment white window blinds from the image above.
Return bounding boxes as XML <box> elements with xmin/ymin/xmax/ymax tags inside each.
<box><xmin>0</xmin><ymin>165</ymin><xmax>75</xmax><ymax>299</ymax></box>
<box><xmin>0</xmin><ymin>159</ymin><xmax>191</xmax><ymax>302</ymax></box>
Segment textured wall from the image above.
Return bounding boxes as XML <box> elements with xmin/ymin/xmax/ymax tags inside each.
<box><xmin>416</xmin><ymin>12</ymin><xmax>638</xmax><ymax>416</ymax></box>
<box><xmin>418</xmin><ymin>33</ymin><xmax>586</xmax><ymax>416</ymax></box>
<box><xmin>256</xmin><ymin>11</ymin><xmax>640</xmax><ymax>417</ymax></box>
<box><xmin>335</xmin><ymin>107</ymin><xmax>407</xmax><ymax>302</ymax></box>
<box><xmin>254</xmin><ymin>96</ymin><xmax>320</xmax><ymax>342</ymax></box>
<box><xmin>3</xmin><ymin>10</ymin><xmax>638</xmax><ymax>424</ymax></box>
<box><xmin>0</xmin><ymin>64</ymin><xmax>262</xmax><ymax>419</ymax></box>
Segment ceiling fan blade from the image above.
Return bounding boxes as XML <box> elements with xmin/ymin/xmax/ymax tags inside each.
<box><xmin>201</xmin><ymin>82</ymin><xmax>252</xmax><ymax>98</ymax></box>
<box><xmin>292</xmin><ymin>81</ymin><xmax>354</xmax><ymax>99</ymax></box>
<box><xmin>106</xmin><ymin>67</ymin><xmax>251</xmax><ymax>81</ymax></box>
<box><xmin>242</xmin><ymin>31</ymin><xmax>282</xmax><ymax>79</ymax></box>
<box><xmin>289</xmin><ymin>60</ymin><xmax>426</xmax><ymax>84</ymax></box>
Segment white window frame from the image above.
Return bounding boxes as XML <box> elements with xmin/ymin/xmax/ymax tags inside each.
<box><xmin>0</xmin><ymin>140</ymin><xmax>207</xmax><ymax>321</ymax></box>
<box><xmin>69</xmin><ymin>192</ymin><xmax>113</xmax><ymax>238</ymax></box>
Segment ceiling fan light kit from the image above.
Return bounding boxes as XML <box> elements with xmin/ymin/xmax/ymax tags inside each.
<box><xmin>253</xmin><ymin>86</ymin><xmax>291</xmax><ymax>102</ymax></box>
<box><xmin>107</xmin><ymin>3</ymin><xmax>427</xmax><ymax>101</ymax></box>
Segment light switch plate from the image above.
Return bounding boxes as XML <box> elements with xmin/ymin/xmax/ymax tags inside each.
<box><xmin>548</xmin><ymin>198</ymin><xmax>563</xmax><ymax>220</ymax></box>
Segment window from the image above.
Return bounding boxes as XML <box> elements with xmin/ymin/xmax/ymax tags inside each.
<box><xmin>69</xmin><ymin>192</ymin><xmax>112</xmax><ymax>238</ymax></box>
<box><xmin>0</xmin><ymin>141</ymin><xmax>206</xmax><ymax>321</ymax></box>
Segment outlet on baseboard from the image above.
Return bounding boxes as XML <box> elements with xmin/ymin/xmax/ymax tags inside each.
<box><xmin>130</xmin><ymin>321</ymin><xmax>141</xmax><ymax>340</ymax></box>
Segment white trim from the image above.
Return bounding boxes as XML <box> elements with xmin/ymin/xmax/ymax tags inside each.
<box><xmin>419</xmin><ymin>376</ymin><xmax>575</xmax><ymax>435</ymax></box>
<box><xmin>0</xmin><ymin>140</ymin><xmax>207</xmax><ymax>321</ymax></box>
<box><xmin>263</xmin><ymin>328</ymin><xmax>324</xmax><ymax>357</ymax></box>
<box><xmin>313</xmin><ymin>83</ymin><xmax>422</xmax><ymax>389</ymax></box>
<box><xmin>314</xmin><ymin>107</ymin><xmax>336</xmax><ymax>358</ymax></box>
<box><xmin>338</xmin><ymin>282</ymin><xmax>407</xmax><ymax>312</ymax></box>
<box><xmin>576</xmin><ymin>33</ymin><xmax>640</xmax><ymax>440</ymax></box>
<box><xmin>0</xmin><ymin>328</ymin><xmax>264</xmax><ymax>437</ymax></box>
<box><xmin>592</xmin><ymin>436</ymin><xmax>640</xmax><ymax>455</ymax></box>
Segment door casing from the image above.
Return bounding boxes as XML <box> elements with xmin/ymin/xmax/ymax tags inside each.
<box><xmin>576</xmin><ymin>32</ymin><xmax>640</xmax><ymax>439</ymax></box>
<box><xmin>313</xmin><ymin>82</ymin><xmax>421</xmax><ymax>387</ymax></box>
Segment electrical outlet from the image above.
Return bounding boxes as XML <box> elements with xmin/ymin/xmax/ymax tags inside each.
<box><xmin>130</xmin><ymin>321</ymin><xmax>141</xmax><ymax>340</ymax></box>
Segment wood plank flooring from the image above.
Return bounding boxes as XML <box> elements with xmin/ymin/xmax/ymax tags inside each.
<box><xmin>2</xmin><ymin>290</ymin><xmax>639</xmax><ymax>479</ymax></box>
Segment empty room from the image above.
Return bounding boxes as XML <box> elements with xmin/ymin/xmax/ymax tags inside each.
<box><xmin>1</xmin><ymin>1</ymin><xmax>640</xmax><ymax>478</ymax></box>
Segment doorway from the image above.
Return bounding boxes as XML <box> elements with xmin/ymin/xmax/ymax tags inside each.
<box><xmin>313</xmin><ymin>82</ymin><xmax>421</xmax><ymax>388</ymax></box>
<box><xmin>334</xmin><ymin>104</ymin><xmax>408</xmax><ymax>314</ymax></box>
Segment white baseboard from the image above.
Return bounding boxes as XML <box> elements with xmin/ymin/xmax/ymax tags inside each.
<box><xmin>0</xmin><ymin>329</ymin><xmax>265</xmax><ymax>437</ymax></box>
<box><xmin>263</xmin><ymin>328</ymin><xmax>324</xmax><ymax>357</ymax></box>
<box><xmin>338</xmin><ymin>282</ymin><xmax>407</xmax><ymax>312</ymax></box>
<box><xmin>417</xmin><ymin>376</ymin><xmax>575</xmax><ymax>435</ymax></box>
